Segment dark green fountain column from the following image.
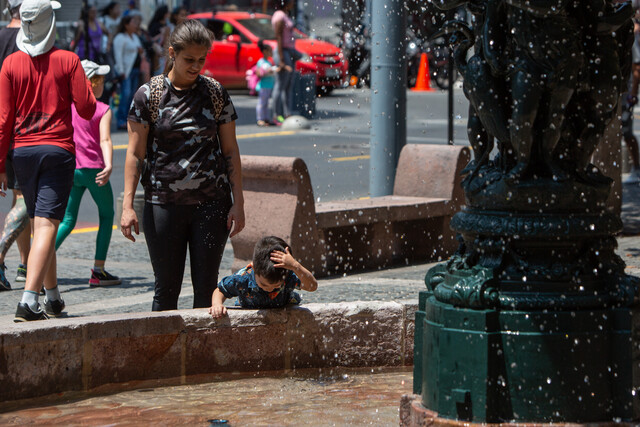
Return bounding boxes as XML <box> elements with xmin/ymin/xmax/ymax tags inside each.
<box><xmin>414</xmin><ymin>0</ymin><xmax>639</xmax><ymax>423</ymax></box>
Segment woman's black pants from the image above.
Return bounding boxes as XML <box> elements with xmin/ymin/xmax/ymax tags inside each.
<box><xmin>143</xmin><ymin>199</ymin><xmax>230</xmax><ymax>311</ymax></box>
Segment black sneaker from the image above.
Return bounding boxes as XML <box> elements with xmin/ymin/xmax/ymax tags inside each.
<box><xmin>14</xmin><ymin>303</ymin><xmax>49</xmax><ymax>322</ymax></box>
<box><xmin>43</xmin><ymin>298</ymin><xmax>65</xmax><ymax>317</ymax></box>
<box><xmin>89</xmin><ymin>269</ymin><xmax>122</xmax><ymax>287</ymax></box>
<box><xmin>0</xmin><ymin>263</ymin><xmax>11</xmax><ymax>291</ymax></box>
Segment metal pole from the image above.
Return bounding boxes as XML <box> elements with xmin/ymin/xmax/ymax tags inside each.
<box><xmin>447</xmin><ymin>47</ymin><xmax>454</xmax><ymax>145</ymax></box>
<box><xmin>369</xmin><ymin>0</ymin><xmax>406</xmax><ymax>196</ymax></box>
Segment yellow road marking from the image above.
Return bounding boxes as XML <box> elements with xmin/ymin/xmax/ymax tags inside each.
<box><xmin>329</xmin><ymin>155</ymin><xmax>370</xmax><ymax>162</ymax></box>
<box><xmin>71</xmin><ymin>225</ymin><xmax>118</xmax><ymax>234</ymax></box>
<box><xmin>113</xmin><ymin>130</ymin><xmax>299</xmax><ymax>150</ymax></box>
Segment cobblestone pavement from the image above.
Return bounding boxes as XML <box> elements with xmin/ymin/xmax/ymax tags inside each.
<box><xmin>1</xmin><ymin>180</ymin><xmax>640</xmax><ymax>325</ymax></box>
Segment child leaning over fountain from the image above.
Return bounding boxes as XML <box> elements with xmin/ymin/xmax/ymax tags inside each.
<box><xmin>209</xmin><ymin>236</ymin><xmax>318</xmax><ymax>318</ymax></box>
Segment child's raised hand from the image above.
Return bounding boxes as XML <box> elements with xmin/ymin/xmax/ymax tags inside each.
<box><xmin>270</xmin><ymin>247</ymin><xmax>297</xmax><ymax>270</ymax></box>
<box><xmin>209</xmin><ymin>304</ymin><xmax>228</xmax><ymax>318</ymax></box>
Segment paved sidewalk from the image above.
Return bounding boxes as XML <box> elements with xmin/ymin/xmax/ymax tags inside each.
<box><xmin>1</xmin><ymin>181</ymin><xmax>640</xmax><ymax>325</ymax></box>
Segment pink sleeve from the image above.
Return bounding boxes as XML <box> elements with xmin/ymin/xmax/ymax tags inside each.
<box><xmin>0</xmin><ymin>65</ymin><xmax>15</xmax><ymax>173</ymax></box>
<box><xmin>69</xmin><ymin>55</ymin><xmax>97</xmax><ymax>120</ymax></box>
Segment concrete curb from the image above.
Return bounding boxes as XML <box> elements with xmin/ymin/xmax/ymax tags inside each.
<box><xmin>0</xmin><ymin>300</ymin><xmax>417</xmax><ymax>402</ymax></box>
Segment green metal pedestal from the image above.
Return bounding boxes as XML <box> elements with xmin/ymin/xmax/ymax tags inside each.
<box><xmin>414</xmin><ymin>290</ymin><xmax>636</xmax><ymax>423</ymax></box>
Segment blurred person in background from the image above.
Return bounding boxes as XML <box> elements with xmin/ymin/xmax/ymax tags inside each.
<box><xmin>271</xmin><ymin>0</ymin><xmax>299</xmax><ymax>124</ymax></box>
<box><xmin>113</xmin><ymin>14</ymin><xmax>143</xmax><ymax>130</ymax></box>
<box><xmin>169</xmin><ymin>5</ymin><xmax>187</xmax><ymax>32</ymax></box>
<box><xmin>148</xmin><ymin>5</ymin><xmax>170</xmax><ymax>75</ymax></box>
<box><xmin>71</xmin><ymin>2</ymin><xmax>106</xmax><ymax>62</ymax></box>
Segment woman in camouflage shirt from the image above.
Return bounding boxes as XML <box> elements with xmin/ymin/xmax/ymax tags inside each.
<box><xmin>121</xmin><ymin>20</ymin><xmax>245</xmax><ymax>311</ymax></box>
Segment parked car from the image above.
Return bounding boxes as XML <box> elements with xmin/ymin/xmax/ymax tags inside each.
<box><xmin>188</xmin><ymin>11</ymin><xmax>349</xmax><ymax>94</ymax></box>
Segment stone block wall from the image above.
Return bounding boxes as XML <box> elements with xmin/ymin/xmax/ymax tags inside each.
<box><xmin>0</xmin><ymin>301</ymin><xmax>416</xmax><ymax>402</ymax></box>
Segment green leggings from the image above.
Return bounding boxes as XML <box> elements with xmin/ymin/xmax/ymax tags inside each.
<box><xmin>55</xmin><ymin>168</ymin><xmax>114</xmax><ymax>261</ymax></box>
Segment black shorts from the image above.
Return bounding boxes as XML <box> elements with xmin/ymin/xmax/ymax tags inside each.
<box><xmin>5</xmin><ymin>155</ymin><xmax>19</xmax><ymax>190</ymax></box>
<box><xmin>10</xmin><ymin>145</ymin><xmax>75</xmax><ymax>220</ymax></box>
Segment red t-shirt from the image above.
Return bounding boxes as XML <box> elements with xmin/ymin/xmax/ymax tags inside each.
<box><xmin>0</xmin><ymin>47</ymin><xmax>96</xmax><ymax>172</ymax></box>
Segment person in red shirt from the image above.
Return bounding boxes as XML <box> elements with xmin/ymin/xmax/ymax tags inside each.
<box><xmin>0</xmin><ymin>0</ymin><xmax>96</xmax><ymax>322</ymax></box>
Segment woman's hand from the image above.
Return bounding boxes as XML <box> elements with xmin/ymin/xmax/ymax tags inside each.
<box><xmin>208</xmin><ymin>304</ymin><xmax>228</xmax><ymax>318</ymax></box>
<box><xmin>95</xmin><ymin>165</ymin><xmax>112</xmax><ymax>186</ymax></box>
<box><xmin>120</xmin><ymin>207</ymin><xmax>139</xmax><ymax>242</ymax></box>
<box><xmin>227</xmin><ymin>202</ymin><xmax>245</xmax><ymax>238</ymax></box>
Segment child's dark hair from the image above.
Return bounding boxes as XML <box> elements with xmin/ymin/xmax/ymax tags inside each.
<box><xmin>253</xmin><ymin>236</ymin><xmax>291</xmax><ymax>284</ymax></box>
<box><xmin>257</xmin><ymin>39</ymin><xmax>270</xmax><ymax>52</ymax></box>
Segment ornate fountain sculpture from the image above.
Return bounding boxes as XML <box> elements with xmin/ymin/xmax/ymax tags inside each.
<box><xmin>413</xmin><ymin>0</ymin><xmax>640</xmax><ymax>423</ymax></box>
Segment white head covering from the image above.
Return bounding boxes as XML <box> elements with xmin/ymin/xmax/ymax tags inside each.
<box><xmin>81</xmin><ymin>59</ymin><xmax>110</xmax><ymax>78</ymax></box>
<box><xmin>16</xmin><ymin>0</ymin><xmax>61</xmax><ymax>57</ymax></box>
<box><xmin>3</xmin><ymin>0</ymin><xmax>23</xmax><ymax>15</ymax></box>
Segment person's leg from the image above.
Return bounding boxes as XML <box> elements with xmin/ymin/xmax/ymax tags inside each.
<box><xmin>280</xmin><ymin>67</ymin><xmax>294</xmax><ymax>118</ymax></box>
<box><xmin>27</xmin><ymin>216</ymin><xmax>60</xmax><ymax>294</ymax></box>
<box><xmin>55</xmin><ymin>169</ymin><xmax>86</xmax><ymax>250</ymax></box>
<box><xmin>15</xmin><ymin>194</ymin><xmax>31</xmax><ymax>270</ymax></box>
<box><xmin>0</xmin><ymin>190</ymin><xmax>30</xmax><ymax>290</ymax></box>
<box><xmin>82</xmin><ymin>169</ymin><xmax>115</xmax><ymax>262</ymax></box>
<box><xmin>85</xmin><ymin>171</ymin><xmax>120</xmax><ymax>285</ymax></box>
<box><xmin>13</xmin><ymin>146</ymin><xmax>74</xmax><ymax>321</ymax></box>
<box><xmin>272</xmin><ymin>71</ymin><xmax>284</xmax><ymax>119</ymax></box>
<box><xmin>143</xmin><ymin>202</ymin><xmax>190</xmax><ymax>311</ymax></box>
<box><xmin>188</xmin><ymin>198</ymin><xmax>231</xmax><ymax>309</ymax></box>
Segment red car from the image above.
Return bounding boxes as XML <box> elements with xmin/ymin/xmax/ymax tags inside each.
<box><xmin>188</xmin><ymin>11</ymin><xmax>348</xmax><ymax>93</ymax></box>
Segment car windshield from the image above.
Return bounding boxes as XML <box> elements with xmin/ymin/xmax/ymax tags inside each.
<box><xmin>237</xmin><ymin>18</ymin><xmax>275</xmax><ymax>40</ymax></box>
<box><xmin>236</xmin><ymin>17</ymin><xmax>306</xmax><ymax>40</ymax></box>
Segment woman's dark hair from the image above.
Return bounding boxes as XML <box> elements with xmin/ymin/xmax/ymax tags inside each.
<box><xmin>116</xmin><ymin>15</ymin><xmax>134</xmax><ymax>34</ymax></box>
<box><xmin>170</xmin><ymin>5</ymin><xmax>187</xmax><ymax>25</ymax></box>
<box><xmin>149</xmin><ymin>5</ymin><xmax>169</xmax><ymax>36</ymax></box>
<box><xmin>252</xmin><ymin>236</ymin><xmax>291</xmax><ymax>284</ymax></box>
<box><xmin>79</xmin><ymin>3</ymin><xmax>96</xmax><ymax>22</ymax></box>
<box><xmin>149</xmin><ymin>5</ymin><xmax>169</xmax><ymax>27</ymax></box>
<box><xmin>101</xmin><ymin>1</ymin><xmax>118</xmax><ymax>17</ymax></box>
<box><xmin>164</xmin><ymin>19</ymin><xmax>214</xmax><ymax>73</ymax></box>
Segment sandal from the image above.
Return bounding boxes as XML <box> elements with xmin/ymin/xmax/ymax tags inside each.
<box><xmin>257</xmin><ymin>120</ymin><xmax>269</xmax><ymax>127</ymax></box>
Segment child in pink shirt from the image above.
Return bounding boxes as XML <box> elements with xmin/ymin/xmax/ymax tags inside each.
<box><xmin>55</xmin><ymin>60</ymin><xmax>121</xmax><ymax>287</ymax></box>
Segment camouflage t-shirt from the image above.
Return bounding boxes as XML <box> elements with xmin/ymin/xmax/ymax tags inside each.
<box><xmin>128</xmin><ymin>75</ymin><xmax>238</xmax><ymax>205</ymax></box>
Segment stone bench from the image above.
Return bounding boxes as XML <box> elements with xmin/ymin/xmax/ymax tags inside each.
<box><xmin>232</xmin><ymin>144</ymin><xmax>470</xmax><ymax>277</ymax></box>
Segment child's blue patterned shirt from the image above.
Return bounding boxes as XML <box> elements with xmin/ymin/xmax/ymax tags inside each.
<box><xmin>217</xmin><ymin>264</ymin><xmax>302</xmax><ymax>308</ymax></box>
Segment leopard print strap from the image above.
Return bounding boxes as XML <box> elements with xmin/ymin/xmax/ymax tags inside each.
<box><xmin>200</xmin><ymin>75</ymin><xmax>225</xmax><ymax>120</ymax></box>
<box><xmin>148</xmin><ymin>74</ymin><xmax>165</xmax><ymax>125</ymax></box>
<box><xmin>149</xmin><ymin>75</ymin><xmax>224</xmax><ymax>124</ymax></box>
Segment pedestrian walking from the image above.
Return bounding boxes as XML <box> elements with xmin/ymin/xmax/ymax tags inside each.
<box><xmin>112</xmin><ymin>14</ymin><xmax>143</xmax><ymax>130</ymax></box>
<box><xmin>623</xmin><ymin>10</ymin><xmax>640</xmax><ymax>184</ymax></box>
<box><xmin>0</xmin><ymin>0</ymin><xmax>96</xmax><ymax>322</ymax></box>
<box><xmin>147</xmin><ymin>5</ymin><xmax>171</xmax><ymax>76</ymax></box>
<box><xmin>0</xmin><ymin>0</ymin><xmax>30</xmax><ymax>291</ymax></box>
<box><xmin>255</xmin><ymin>40</ymin><xmax>279</xmax><ymax>126</ymax></box>
<box><xmin>271</xmin><ymin>0</ymin><xmax>299</xmax><ymax>124</ymax></box>
<box><xmin>71</xmin><ymin>2</ymin><xmax>106</xmax><ymax>62</ymax></box>
<box><xmin>55</xmin><ymin>60</ymin><xmax>121</xmax><ymax>288</ymax></box>
<box><xmin>121</xmin><ymin>20</ymin><xmax>245</xmax><ymax>311</ymax></box>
